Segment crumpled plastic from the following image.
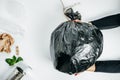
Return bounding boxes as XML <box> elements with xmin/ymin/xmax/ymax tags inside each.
<box><xmin>50</xmin><ymin>8</ymin><xmax>103</xmax><ymax>75</ymax></box>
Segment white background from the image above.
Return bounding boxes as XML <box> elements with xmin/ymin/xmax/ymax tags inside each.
<box><xmin>0</xmin><ymin>0</ymin><xmax>120</xmax><ymax>80</ymax></box>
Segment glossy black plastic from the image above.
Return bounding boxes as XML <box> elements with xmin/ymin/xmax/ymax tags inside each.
<box><xmin>50</xmin><ymin>8</ymin><xmax>103</xmax><ymax>74</ymax></box>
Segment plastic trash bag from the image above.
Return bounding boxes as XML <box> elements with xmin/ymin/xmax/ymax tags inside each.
<box><xmin>50</xmin><ymin>8</ymin><xmax>103</xmax><ymax>75</ymax></box>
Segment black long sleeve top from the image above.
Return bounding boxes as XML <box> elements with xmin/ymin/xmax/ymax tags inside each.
<box><xmin>91</xmin><ymin>14</ymin><xmax>120</xmax><ymax>30</ymax></box>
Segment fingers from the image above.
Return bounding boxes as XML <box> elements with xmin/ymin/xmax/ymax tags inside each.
<box><xmin>87</xmin><ymin>64</ymin><xmax>96</xmax><ymax>72</ymax></box>
<box><xmin>74</xmin><ymin>64</ymin><xmax>96</xmax><ymax>76</ymax></box>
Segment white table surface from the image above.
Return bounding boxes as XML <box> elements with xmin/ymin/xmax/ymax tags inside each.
<box><xmin>0</xmin><ymin>0</ymin><xmax>120</xmax><ymax>80</ymax></box>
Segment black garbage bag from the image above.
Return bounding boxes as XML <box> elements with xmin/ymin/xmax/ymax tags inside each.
<box><xmin>50</xmin><ymin>8</ymin><xmax>103</xmax><ymax>75</ymax></box>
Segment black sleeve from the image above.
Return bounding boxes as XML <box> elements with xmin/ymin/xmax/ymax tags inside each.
<box><xmin>95</xmin><ymin>60</ymin><xmax>120</xmax><ymax>73</ymax></box>
<box><xmin>91</xmin><ymin>14</ymin><xmax>120</xmax><ymax>30</ymax></box>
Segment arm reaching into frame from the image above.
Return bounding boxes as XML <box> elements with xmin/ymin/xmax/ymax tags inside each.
<box><xmin>75</xmin><ymin>60</ymin><xmax>120</xmax><ymax>76</ymax></box>
<box><xmin>91</xmin><ymin>14</ymin><xmax>120</xmax><ymax>30</ymax></box>
<box><xmin>95</xmin><ymin>60</ymin><xmax>120</xmax><ymax>73</ymax></box>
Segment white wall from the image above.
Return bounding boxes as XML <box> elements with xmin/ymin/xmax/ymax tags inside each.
<box><xmin>0</xmin><ymin>0</ymin><xmax>120</xmax><ymax>80</ymax></box>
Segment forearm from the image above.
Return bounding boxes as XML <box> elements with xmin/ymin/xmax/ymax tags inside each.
<box><xmin>75</xmin><ymin>60</ymin><xmax>120</xmax><ymax>76</ymax></box>
<box><xmin>91</xmin><ymin>14</ymin><xmax>120</xmax><ymax>30</ymax></box>
<box><xmin>95</xmin><ymin>60</ymin><xmax>120</xmax><ymax>73</ymax></box>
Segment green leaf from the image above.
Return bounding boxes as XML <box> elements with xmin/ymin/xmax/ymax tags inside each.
<box><xmin>16</xmin><ymin>57</ymin><xmax>23</xmax><ymax>63</ymax></box>
<box><xmin>5</xmin><ymin>58</ymin><xmax>14</xmax><ymax>66</ymax></box>
<box><xmin>12</xmin><ymin>55</ymin><xmax>17</xmax><ymax>61</ymax></box>
<box><xmin>10</xmin><ymin>59</ymin><xmax>16</xmax><ymax>66</ymax></box>
<box><xmin>6</xmin><ymin>58</ymin><xmax>12</xmax><ymax>63</ymax></box>
<box><xmin>5</xmin><ymin>56</ymin><xmax>23</xmax><ymax>66</ymax></box>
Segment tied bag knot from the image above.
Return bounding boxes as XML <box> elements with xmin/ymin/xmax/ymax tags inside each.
<box><xmin>64</xmin><ymin>8</ymin><xmax>81</xmax><ymax>21</ymax></box>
